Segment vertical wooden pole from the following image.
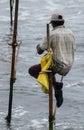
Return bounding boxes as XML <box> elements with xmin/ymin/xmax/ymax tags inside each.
<box><xmin>47</xmin><ymin>24</ymin><xmax>50</xmax><ymax>52</ymax></box>
<box><xmin>6</xmin><ymin>0</ymin><xmax>19</xmax><ymax>124</ymax></box>
<box><xmin>47</xmin><ymin>24</ymin><xmax>53</xmax><ymax>130</ymax></box>
<box><xmin>49</xmin><ymin>72</ymin><xmax>53</xmax><ymax>130</ymax></box>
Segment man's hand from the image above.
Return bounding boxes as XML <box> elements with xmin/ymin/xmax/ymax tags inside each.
<box><xmin>36</xmin><ymin>44</ymin><xmax>44</xmax><ymax>54</ymax></box>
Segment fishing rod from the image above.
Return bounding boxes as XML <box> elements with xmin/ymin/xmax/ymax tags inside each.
<box><xmin>6</xmin><ymin>0</ymin><xmax>19</xmax><ymax>124</ymax></box>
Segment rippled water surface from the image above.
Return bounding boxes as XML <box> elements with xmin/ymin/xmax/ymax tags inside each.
<box><xmin>0</xmin><ymin>0</ymin><xmax>84</xmax><ymax>130</ymax></box>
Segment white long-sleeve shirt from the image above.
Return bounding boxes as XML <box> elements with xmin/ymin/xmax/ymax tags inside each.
<box><xmin>40</xmin><ymin>25</ymin><xmax>75</xmax><ymax>75</ymax></box>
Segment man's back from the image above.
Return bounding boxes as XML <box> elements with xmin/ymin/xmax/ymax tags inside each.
<box><xmin>50</xmin><ymin>25</ymin><xmax>75</xmax><ymax>68</ymax></box>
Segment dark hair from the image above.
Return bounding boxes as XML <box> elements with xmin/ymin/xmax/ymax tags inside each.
<box><xmin>51</xmin><ymin>20</ymin><xmax>64</xmax><ymax>28</ymax></box>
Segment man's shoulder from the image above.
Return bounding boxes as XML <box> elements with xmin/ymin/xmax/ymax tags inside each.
<box><xmin>65</xmin><ymin>28</ymin><xmax>74</xmax><ymax>34</ymax></box>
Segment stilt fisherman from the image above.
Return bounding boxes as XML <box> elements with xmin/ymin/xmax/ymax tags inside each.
<box><xmin>28</xmin><ymin>13</ymin><xmax>76</xmax><ymax>108</ymax></box>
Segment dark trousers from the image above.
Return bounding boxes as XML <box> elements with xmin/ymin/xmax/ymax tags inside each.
<box><xmin>28</xmin><ymin>63</ymin><xmax>56</xmax><ymax>78</ymax></box>
<box><xmin>28</xmin><ymin>64</ymin><xmax>41</xmax><ymax>79</ymax></box>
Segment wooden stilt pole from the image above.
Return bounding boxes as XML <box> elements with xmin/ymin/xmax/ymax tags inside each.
<box><xmin>47</xmin><ymin>24</ymin><xmax>53</xmax><ymax>130</ymax></box>
<box><xmin>49</xmin><ymin>72</ymin><xmax>53</xmax><ymax>130</ymax></box>
<box><xmin>6</xmin><ymin>0</ymin><xmax>19</xmax><ymax>124</ymax></box>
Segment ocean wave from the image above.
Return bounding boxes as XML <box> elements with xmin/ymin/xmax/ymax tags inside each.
<box><xmin>27</xmin><ymin>118</ymin><xmax>48</xmax><ymax>129</ymax></box>
<box><xmin>65</xmin><ymin>80</ymin><xmax>84</xmax><ymax>88</ymax></box>
<box><xmin>12</xmin><ymin>106</ymin><xmax>28</xmax><ymax>118</ymax></box>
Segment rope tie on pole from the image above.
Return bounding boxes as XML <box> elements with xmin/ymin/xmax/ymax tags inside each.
<box><xmin>8</xmin><ymin>41</ymin><xmax>21</xmax><ymax>82</ymax></box>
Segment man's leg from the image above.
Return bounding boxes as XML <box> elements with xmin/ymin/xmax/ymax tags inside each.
<box><xmin>52</xmin><ymin>75</ymin><xmax>63</xmax><ymax>108</ymax></box>
<box><xmin>28</xmin><ymin>64</ymin><xmax>41</xmax><ymax>78</ymax></box>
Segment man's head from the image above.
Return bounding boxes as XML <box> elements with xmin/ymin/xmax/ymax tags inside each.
<box><xmin>50</xmin><ymin>13</ymin><xmax>65</xmax><ymax>28</ymax></box>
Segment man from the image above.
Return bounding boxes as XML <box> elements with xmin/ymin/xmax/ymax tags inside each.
<box><xmin>28</xmin><ymin>13</ymin><xmax>75</xmax><ymax>107</ymax></box>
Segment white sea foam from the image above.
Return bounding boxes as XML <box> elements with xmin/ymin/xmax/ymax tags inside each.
<box><xmin>65</xmin><ymin>80</ymin><xmax>84</xmax><ymax>88</ymax></box>
<box><xmin>27</xmin><ymin>118</ymin><xmax>48</xmax><ymax>129</ymax></box>
<box><xmin>65</xmin><ymin>82</ymin><xmax>78</xmax><ymax>88</ymax></box>
<box><xmin>13</xmin><ymin>106</ymin><xmax>28</xmax><ymax>118</ymax></box>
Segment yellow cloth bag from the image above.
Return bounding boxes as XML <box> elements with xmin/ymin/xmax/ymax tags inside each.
<box><xmin>36</xmin><ymin>52</ymin><xmax>52</xmax><ymax>94</ymax></box>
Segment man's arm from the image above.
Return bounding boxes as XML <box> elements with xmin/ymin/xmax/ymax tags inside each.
<box><xmin>36</xmin><ymin>37</ymin><xmax>48</xmax><ymax>54</ymax></box>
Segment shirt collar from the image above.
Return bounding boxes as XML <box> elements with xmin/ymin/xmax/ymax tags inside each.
<box><xmin>53</xmin><ymin>25</ymin><xmax>65</xmax><ymax>30</ymax></box>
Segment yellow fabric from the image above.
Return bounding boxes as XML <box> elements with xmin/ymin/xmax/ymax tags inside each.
<box><xmin>36</xmin><ymin>52</ymin><xmax>52</xmax><ymax>94</ymax></box>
